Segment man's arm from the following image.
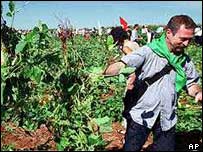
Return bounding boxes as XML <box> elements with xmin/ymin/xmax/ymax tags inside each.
<box><xmin>187</xmin><ymin>83</ymin><xmax>202</xmax><ymax>102</ymax></box>
<box><xmin>183</xmin><ymin>57</ymin><xmax>202</xmax><ymax>102</ymax></box>
<box><xmin>104</xmin><ymin>46</ymin><xmax>146</xmax><ymax>76</ymax></box>
<box><xmin>123</xmin><ymin>46</ymin><xmax>133</xmax><ymax>55</ymax></box>
<box><xmin>103</xmin><ymin>61</ymin><xmax>126</xmax><ymax>76</ymax></box>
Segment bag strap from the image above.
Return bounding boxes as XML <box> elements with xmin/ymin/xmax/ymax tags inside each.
<box><xmin>143</xmin><ymin>64</ymin><xmax>173</xmax><ymax>86</ymax></box>
<box><xmin>122</xmin><ymin>64</ymin><xmax>173</xmax><ymax>119</ymax></box>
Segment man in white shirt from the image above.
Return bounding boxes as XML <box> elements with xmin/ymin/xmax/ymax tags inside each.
<box><xmin>130</xmin><ymin>24</ymin><xmax>142</xmax><ymax>43</ymax></box>
<box><xmin>194</xmin><ymin>26</ymin><xmax>202</xmax><ymax>45</ymax></box>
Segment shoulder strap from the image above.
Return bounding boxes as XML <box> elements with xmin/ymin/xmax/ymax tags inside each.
<box><xmin>143</xmin><ymin>64</ymin><xmax>173</xmax><ymax>86</ymax></box>
<box><xmin>122</xmin><ymin>64</ymin><xmax>173</xmax><ymax>119</ymax></box>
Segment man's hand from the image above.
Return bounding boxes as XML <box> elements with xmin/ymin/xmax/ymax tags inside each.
<box><xmin>126</xmin><ymin>73</ymin><xmax>136</xmax><ymax>90</ymax></box>
<box><xmin>187</xmin><ymin>83</ymin><xmax>202</xmax><ymax>103</ymax></box>
<box><xmin>123</xmin><ymin>46</ymin><xmax>133</xmax><ymax>55</ymax></box>
<box><xmin>195</xmin><ymin>91</ymin><xmax>202</xmax><ymax>102</ymax></box>
<box><xmin>103</xmin><ymin>61</ymin><xmax>126</xmax><ymax>76</ymax></box>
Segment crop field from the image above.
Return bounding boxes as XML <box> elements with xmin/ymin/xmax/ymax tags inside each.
<box><xmin>1</xmin><ymin>2</ymin><xmax>202</xmax><ymax>151</ymax></box>
<box><xmin>1</xmin><ymin>23</ymin><xmax>202</xmax><ymax>151</ymax></box>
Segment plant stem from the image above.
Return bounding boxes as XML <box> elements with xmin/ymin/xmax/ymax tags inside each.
<box><xmin>11</xmin><ymin>12</ymin><xmax>15</xmax><ymax>29</ymax></box>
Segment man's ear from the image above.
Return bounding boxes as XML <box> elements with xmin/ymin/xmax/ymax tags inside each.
<box><xmin>166</xmin><ymin>28</ymin><xmax>172</xmax><ymax>35</ymax></box>
<box><xmin>166</xmin><ymin>28</ymin><xmax>174</xmax><ymax>38</ymax></box>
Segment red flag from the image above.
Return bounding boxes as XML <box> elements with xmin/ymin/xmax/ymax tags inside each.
<box><xmin>119</xmin><ymin>17</ymin><xmax>128</xmax><ymax>31</ymax></box>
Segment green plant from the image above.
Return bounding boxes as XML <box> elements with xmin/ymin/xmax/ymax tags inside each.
<box><xmin>1</xmin><ymin>20</ymin><xmax>202</xmax><ymax>150</ymax></box>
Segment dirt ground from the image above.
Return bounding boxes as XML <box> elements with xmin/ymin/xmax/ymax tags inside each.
<box><xmin>102</xmin><ymin>122</ymin><xmax>202</xmax><ymax>151</ymax></box>
<box><xmin>1</xmin><ymin>122</ymin><xmax>56</xmax><ymax>151</ymax></box>
<box><xmin>1</xmin><ymin>122</ymin><xmax>202</xmax><ymax>151</ymax></box>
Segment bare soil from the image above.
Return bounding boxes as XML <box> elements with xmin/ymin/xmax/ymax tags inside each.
<box><xmin>1</xmin><ymin>121</ymin><xmax>202</xmax><ymax>151</ymax></box>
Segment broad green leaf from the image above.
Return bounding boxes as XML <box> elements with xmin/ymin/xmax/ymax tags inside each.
<box><xmin>32</xmin><ymin>67</ymin><xmax>43</xmax><ymax>83</ymax></box>
<box><xmin>120</xmin><ymin>67</ymin><xmax>136</xmax><ymax>75</ymax></box>
<box><xmin>15</xmin><ymin>41</ymin><xmax>27</xmax><ymax>53</ymax></box>
<box><xmin>88</xmin><ymin>134</ymin><xmax>100</xmax><ymax>145</ymax></box>
<box><xmin>89</xmin><ymin>66</ymin><xmax>103</xmax><ymax>74</ymax></box>
<box><xmin>56</xmin><ymin>143</ymin><xmax>64</xmax><ymax>151</ymax></box>
<box><xmin>42</xmin><ymin>23</ymin><xmax>49</xmax><ymax>32</ymax></box>
<box><xmin>107</xmin><ymin>35</ymin><xmax>116</xmax><ymax>51</ymax></box>
<box><xmin>25</xmin><ymin>32</ymin><xmax>36</xmax><ymax>42</ymax></box>
<box><xmin>6</xmin><ymin>12</ymin><xmax>12</xmax><ymax>17</ymax></box>
<box><xmin>108</xmin><ymin>44</ymin><xmax>116</xmax><ymax>51</ymax></box>
<box><xmin>106</xmin><ymin>35</ymin><xmax>114</xmax><ymax>46</ymax></box>
<box><xmin>78</xmin><ymin>130</ymin><xmax>87</xmax><ymax>143</ymax></box>
<box><xmin>23</xmin><ymin>66</ymin><xmax>43</xmax><ymax>83</ymax></box>
<box><xmin>32</xmin><ymin>27</ymin><xmax>40</xmax><ymax>33</ymax></box>
<box><xmin>94</xmin><ymin>116</ymin><xmax>110</xmax><ymax>125</ymax></box>
<box><xmin>32</xmin><ymin>34</ymin><xmax>40</xmax><ymax>43</ymax></box>
<box><xmin>93</xmin><ymin>116</ymin><xmax>112</xmax><ymax>133</ymax></box>
<box><xmin>60</xmin><ymin>137</ymin><xmax>69</xmax><ymax>148</ymax></box>
<box><xmin>118</xmin><ymin>74</ymin><xmax>126</xmax><ymax>83</ymax></box>
<box><xmin>8</xmin><ymin>1</ymin><xmax>15</xmax><ymax>13</ymax></box>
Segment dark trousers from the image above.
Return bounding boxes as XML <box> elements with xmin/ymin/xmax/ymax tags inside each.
<box><xmin>123</xmin><ymin>116</ymin><xmax>175</xmax><ymax>151</ymax></box>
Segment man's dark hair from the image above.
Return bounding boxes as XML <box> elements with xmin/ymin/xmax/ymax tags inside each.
<box><xmin>110</xmin><ymin>26</ymin><xmax>129</xmax><ymax>46</ymax></box>
<box><xmin>127</xmin><ymin>29</ymin><xmax>132</xmax><ymax>38</ymax></box>
<box><xmin>134</xmin><ymin>24</ymin><xmax>139</xmax><ymax>28</ymax></box>
<box><xmin>166</xmin><ymin>15</ymin><xmax>197</xmax><ymax>35</ymax></box>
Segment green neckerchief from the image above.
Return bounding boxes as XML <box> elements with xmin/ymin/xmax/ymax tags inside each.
<box><xmin>147</xmin><ymin>33</ymin><xmax>187</xmax><ymax>92</ymax></box>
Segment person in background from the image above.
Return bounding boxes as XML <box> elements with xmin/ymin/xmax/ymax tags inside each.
<box><xmin>146</xmin><ymin>27</ymin><xmax>154</xmax><ymax>44</ymax></box>
<box><xmin>126</xmin><ymin>26</ymin><xmax>132</xmax><ymax>41</ymax></box>
<box><xmin>103</xmin><ymin>15</ymin><xmax>202</xmax><ymax>151</ymax></box>
<box><xmin>105</xmin><ymin>26</ymin><xmax>140</xmax><ymax>130</ymax></box>
<box><xmin>109</xmin><ymin>26</ymin><xmax>140</xmax><ymax>55</ymax></box>
<box><xmin>130</xmin><ymin>24</ymin><xmax>143</xmax><ymax>43</ymax></box>
<box><xmin>141</xmin><ymin>25</ymin><xmax>147</xmax><ymax>34</ymax></box>
<box><xmin>142</xmin><ymin>25</ymin><xmax>154</xmax><ymax>44</ymax></box>
<box><xmin>194</xmin><ymin>26</ymin><xmax>202</xmax><ymax>46</ymax></box>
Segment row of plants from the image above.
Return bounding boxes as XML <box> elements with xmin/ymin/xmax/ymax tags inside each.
<box><xmin>1</xmin><ymin>1</ymin><xmax>202</xmax><ymax>151</ymax></box>
<box><xmin>1</xmin><ymin>19</ymin><xmax>127</xmax><ymax>150</ymax></box>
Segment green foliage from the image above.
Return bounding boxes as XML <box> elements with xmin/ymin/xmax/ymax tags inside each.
<box><xmin>1</xmin><ymin>21</ymin><xmax>202</xmax><ymax>151</ymax></box>
<box><xmin>1</xmin><ymin>144</ymin><xmax>15</xmax><ymax>151</ymax></box>
<box><xmin>93</xmin><ymin>116</ymin><xmax>112</xmax><ymax>133</ymax></box>
<box><xmin>6</xmin><ymin>1</ymin><xmax>15</xmax><ymax>28</ymax></box>
<box><xmin>176</xmin><ymin>44</ymin><xmax>202</xmax><ymax>132</ymax></box>
<box><xmin>1</xmin><ymin>21</ymin><xmax>124</xmax><ymax>150</ymax></box>
<box><xmin>120</xmin><ymin>67</ymin><xmax>136</xmax><ymax>75</ymax></box>
<box><xmin>176</xmin><ymin>107</ymin><xmax>202</xmax><ymax>132</ymax></box>
<box><xmin>6</xmin><ymin>1</ymin><xmax>15</xmax><ymax>17</ymax></box>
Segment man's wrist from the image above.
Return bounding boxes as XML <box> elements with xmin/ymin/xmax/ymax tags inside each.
<box><xmin>195</xmin><ymin>91</ymin><xmax>201</xmax><ymax>97</ymax></box>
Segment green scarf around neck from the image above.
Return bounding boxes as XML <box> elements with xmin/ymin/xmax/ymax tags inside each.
<box><xmin>147</xmin><ymin>33</ymin><xmax>187</xmax><ymax>92</ymax></box>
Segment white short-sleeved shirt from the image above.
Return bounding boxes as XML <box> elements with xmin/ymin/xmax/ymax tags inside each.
<box><xmin>130</xmin><ymin>29</ymin><xmax>138</xmax><ymax>41</ymax></box>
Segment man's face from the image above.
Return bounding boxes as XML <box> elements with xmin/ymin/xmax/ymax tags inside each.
<box><xmin>166</xmin><ymin>24</ymin><xmax>194</xmax><ymax>53</ymax></box>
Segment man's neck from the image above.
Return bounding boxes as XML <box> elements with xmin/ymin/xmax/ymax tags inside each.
<box><xmin>165</xmin><ymin>37</ymin><xmax>173</xmax><ymax>52</ymax></box>
<box><xmin>165</xmin><ymin>37</ymin><xmax>184</xmax><ymax>55</ymax></box>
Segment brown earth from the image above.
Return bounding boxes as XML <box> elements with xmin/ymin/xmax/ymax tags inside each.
<box><xmin>1</xmin><ymin>121</ymin><xmax>202</xmax><ymax>151</ymax></box>
<box><xmin>1</xmin><ymin>122</ymin><xmax>56</xmax><ymax>151</ymax></box>
<box><xmin>102</xmin><ymin>122</ymin><xmax>153</xmax><ymax>151</ymax></box>
<box><xmin>102</xmin><ymin>122</ymin><xmax>202</xmax><ymax>151</ymax></box>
